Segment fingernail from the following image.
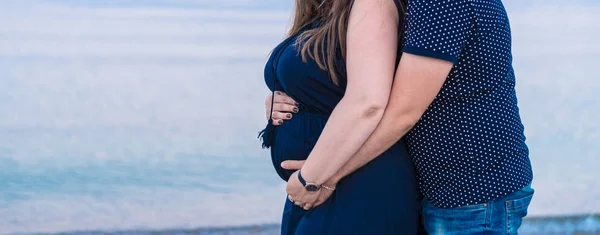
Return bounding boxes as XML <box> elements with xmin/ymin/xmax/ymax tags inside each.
<box><xmin>295</xmin><ymin>102</ymin><xmax>300</xmax><ymax>106</ymax></box>
<box><xmin>278</xmin><ymin>120</ymin><xmax>283</xmax><ymax>124</ymax></box>
<box><xmin>286</xmin><ymin>114</ymin><xmax>292</xmax><ymax>119</ymax></box>
<box><xmin>293</xmin><ymin>108</ymin><xmax>299</xmax><ymax>113</ymax></box>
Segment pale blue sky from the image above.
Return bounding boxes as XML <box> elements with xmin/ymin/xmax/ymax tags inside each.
<box><xmin>0</xmin><ymin>0</ymin><xmax>597</xmax><ymax>159</ymax></box>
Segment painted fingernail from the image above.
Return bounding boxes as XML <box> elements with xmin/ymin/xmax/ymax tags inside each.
<box><xmin>295</xmin><ymin>102</ymin><xmax>300</xmax><ymax>106</ymax></box>
<box><xmin>278</xmin><ymin>120</ymin><xmax>283</xmax><ymax>124</ymax></box>
<box><xmin>286</xmin><ymin>114</ymin><xmax>292</xmax><ymax>119</ymax></box>
<box><xmin>293</xmin><ymin>108</ymin><xmax>299</xmax><ymax>113</ymax></box>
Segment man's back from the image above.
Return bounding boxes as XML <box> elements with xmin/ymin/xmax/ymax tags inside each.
<box><xmin>402</xmin><ymin>0</ymin><xmax>533</xmax><ymax>209</ymax></box>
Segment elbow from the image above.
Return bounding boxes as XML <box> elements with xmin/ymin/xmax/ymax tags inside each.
<box><xmin>342</xmin><ymin>91</ymin><xmax>389</xmax><ymax>122</ymax></box>
<box><xmin>348</xmin><ymin>96</ymin><xmax>388</xmax><ymax>121</ymax></box>
<box><xmin>361</xmin><ymin>103</ymin><xmax>386</xmax><ymax>120</ymax></box>
<box><xmin>389</xmin><ymin>107</ymin><xmax>423</xmax><ymax>131</ymax></box>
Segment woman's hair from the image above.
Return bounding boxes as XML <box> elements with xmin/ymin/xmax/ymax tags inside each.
<box><xmin>288</xmin><ymin>0</ymin><xmax>407</xmax><ymax>85</ymax></box>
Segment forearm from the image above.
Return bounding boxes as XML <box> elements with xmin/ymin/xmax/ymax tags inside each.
<box><xmin>300</xmin><ymin>97</ymin><xmax>386</xmax><ymax>185</ymax></box>
<box><xmin>329</xmin><ymin>105</ymin><xmax>417</xmax><ymax>183</ymax></box>
<box><xmin>328</xmin><ymin>53</ymin><xmax>452</xmax><ymax>184</ymax></box>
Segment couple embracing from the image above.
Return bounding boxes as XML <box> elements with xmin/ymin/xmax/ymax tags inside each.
<box><xmin>258</xmin><ymin>0</ymin><xmax>534</xmax><ymax>234</ymax></box>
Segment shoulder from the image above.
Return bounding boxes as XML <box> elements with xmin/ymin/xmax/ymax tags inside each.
<box><xmin>407</xmin><ymin>0</ymin><xmax>474</xmax><ymax>14</ymax></box>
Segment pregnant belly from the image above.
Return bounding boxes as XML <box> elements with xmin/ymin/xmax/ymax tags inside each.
<box><xmin>271</xmin><ymin>112</ymin><xmax>327</xmax><ymax>181</ymax></box>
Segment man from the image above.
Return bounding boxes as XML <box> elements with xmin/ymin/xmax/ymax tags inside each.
<box><xmin>266</xmin><ymin>0</ymin><xmax>533</xmax><ymax>233</ymax></box>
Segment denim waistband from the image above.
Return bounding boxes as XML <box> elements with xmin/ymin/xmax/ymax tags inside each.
<box><xmin>501</xmin><ymin>184</ymin><xmax>534</xmax><ymax>201</ymax></box>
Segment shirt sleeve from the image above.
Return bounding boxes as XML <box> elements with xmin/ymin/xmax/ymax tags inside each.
<box><xmin>402</xmin><ymin>0</ymin><xmax>475</xmax><ymax>63</ymax></box>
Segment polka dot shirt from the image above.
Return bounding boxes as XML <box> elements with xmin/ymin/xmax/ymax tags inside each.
<box><xmin>402</xmin><ymin>0</ymin><xmax>533</xmax><ymax>208</ymax></box>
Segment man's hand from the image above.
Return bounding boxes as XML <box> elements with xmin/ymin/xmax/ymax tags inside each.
<box><xmin>283</xmin><ymin>161</ymin><xmax>338</xmax><ymax>210</ymax></box>
<box><xmin>265</xmin><ymin>91</ymin><xmax>299</xmax><ymax>125</ymax></box>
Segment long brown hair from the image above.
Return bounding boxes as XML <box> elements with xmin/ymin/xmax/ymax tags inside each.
<box><xmin>288</xmin><ymin>0</ymin><xmax>407</xmax><ymax>85</ymax></box>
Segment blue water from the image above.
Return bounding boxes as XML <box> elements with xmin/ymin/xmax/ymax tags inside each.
<box><xmin>0</xmin><ymin>0</ymin><xmax>599</xmax><ymax>234</ymax></box>
<box><xmin>8</xmin><ymin>216</ymin><xmax>600</xmax><ymax>235</ymax></box>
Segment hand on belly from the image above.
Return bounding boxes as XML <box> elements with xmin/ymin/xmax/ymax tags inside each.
<box><xmin>270</xmin><ymin>115</ymin><xmax>324</xmax><ymax>181</ymax></box>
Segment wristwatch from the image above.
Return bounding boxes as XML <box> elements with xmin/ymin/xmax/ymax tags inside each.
<box><xmin>298</xmin><ymin>170</ymin><xmax>321</xmax><ymax>192</ymax></box>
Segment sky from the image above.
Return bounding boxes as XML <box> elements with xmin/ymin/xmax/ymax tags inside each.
<box><xmin>0</xmin><ymin>0</ymin><xmax>598</xmax><ymax>156</ymax></box>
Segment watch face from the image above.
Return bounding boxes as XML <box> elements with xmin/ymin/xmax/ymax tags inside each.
<box><xmin>305</xmin><ymin>184</ymin><xmax>320</xmax><ymax>192</ymax></box>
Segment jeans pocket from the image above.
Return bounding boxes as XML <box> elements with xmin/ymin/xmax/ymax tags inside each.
<box><xmin>505</xmin><ymin>193</ymin><xmax>534</xmax><ymax>234</ymax></box>
<box><xmin>422</xmin><ymin>200</ymin><xmax>487</xmax><ymax>235</ymax></box>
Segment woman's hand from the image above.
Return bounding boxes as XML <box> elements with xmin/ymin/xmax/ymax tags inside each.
<box><xmin>265</xmin><ymin>91</ymin><xmax>299</xmax><ymax>125</ymax></box>
<box><xmin>283</xmin><ymin>162</ymin><xmax>338</xmax><ymax>210</ymax></box>
<box><xmin>286</xmin><ymin>171</ymin><xmax>321</xmax><ymax>210</ymax></box>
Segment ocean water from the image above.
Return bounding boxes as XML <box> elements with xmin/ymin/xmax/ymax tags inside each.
<box><xmin>9</xmin><ymin>215</ymin><xmax>600</xmax><ymax>235</ymax></box>
<box><xmin>0</xmin><ymin>0</ymin><xmax>598</xmax><ymax>234</ymax></box>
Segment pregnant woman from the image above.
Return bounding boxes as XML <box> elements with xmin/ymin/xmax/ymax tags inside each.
<box><xmin>258</xmin><ymin>0</ymin><xmax>419</xmax><ymax>234</ymax></box>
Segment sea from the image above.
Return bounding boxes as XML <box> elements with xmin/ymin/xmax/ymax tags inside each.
<box><xmin>0</xmin><ymin>0</ymin><xmax>598</xmax><ymax>234</ymax></box>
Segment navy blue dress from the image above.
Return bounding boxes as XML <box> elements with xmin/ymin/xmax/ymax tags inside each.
<box><xmin>259</xmin><ymin>3</ymin><xmax>420</xmax><ymax>234</ymax></box>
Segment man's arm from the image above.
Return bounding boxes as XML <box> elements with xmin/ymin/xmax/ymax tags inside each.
<box><xmin>280</xmin><ymin>0</ymin><xmax>475</xmax><ymax>208</ymax></box>
<box><xmin>280</xmin><ymin>53</ymin><xmax>453</xmax><ymax>209</ymax></box>
<box><xmin>315</xmin><ymin>0</ymin><xmax>475</xmax><ymax>184</ymax></box>
<box><xmin>327</xmin><ymin>52</ymin><xmax>452</xmax><ymax>183</ymax></box>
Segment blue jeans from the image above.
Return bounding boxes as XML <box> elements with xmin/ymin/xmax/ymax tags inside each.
<box><xmin>422</xmin><ymin>185</ymin><xmax>534</xmax><ymax>235</ymax></box>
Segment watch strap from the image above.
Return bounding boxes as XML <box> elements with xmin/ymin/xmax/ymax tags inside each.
<box><xmin>297</xmin><ymin>170</ymin><xmax>308</xmax><ymax>186</ymax></box>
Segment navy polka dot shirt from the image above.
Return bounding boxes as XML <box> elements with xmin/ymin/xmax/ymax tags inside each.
<box><xmin>402</xmin><ymin>0</ymin><xmax>533</xmax><ymax>208</ymax></box>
